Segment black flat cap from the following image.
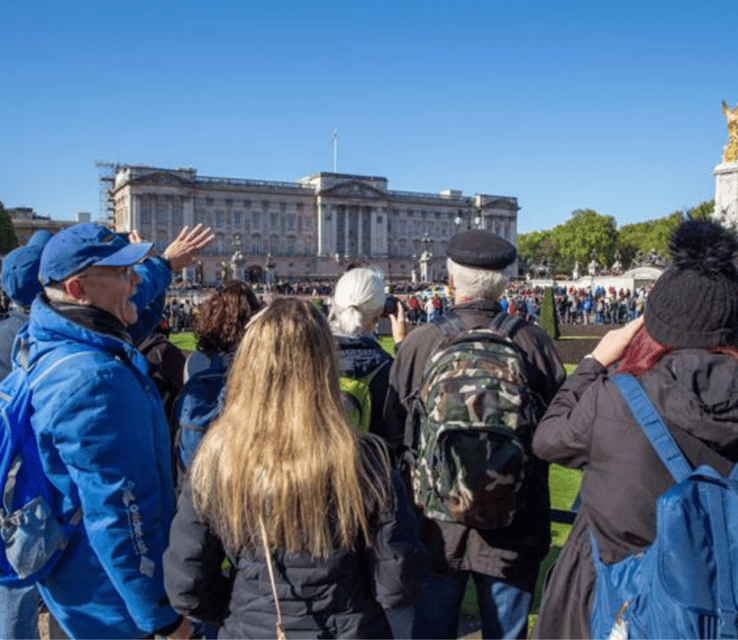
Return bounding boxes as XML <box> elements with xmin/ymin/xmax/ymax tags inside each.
<box><xmin>446</xmin><ymin>229</ymin><xmax>517</xmax><ymax>270</ymax></box>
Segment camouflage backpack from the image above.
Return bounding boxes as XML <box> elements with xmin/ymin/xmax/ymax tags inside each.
<box><xmin>409</xmin><ymin>312</ymin><xmax>537</xmax><ymax>529</ymax></box>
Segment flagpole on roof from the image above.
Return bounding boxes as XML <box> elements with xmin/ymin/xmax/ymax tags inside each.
<box><xmin>332</xmin><ymin>129</ymin><xmax>338</xmax><ymax>172</ymax></box>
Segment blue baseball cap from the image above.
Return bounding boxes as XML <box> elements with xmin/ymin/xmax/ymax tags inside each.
<box><xmin>2</xmin><ymin>231</ymin><xmax>54</xmax><ymax>307</ymax></box>
<box><xmin>40</xmin><ymin>223</ymin><xmax>153</xmax><ymax>285</ymax></box>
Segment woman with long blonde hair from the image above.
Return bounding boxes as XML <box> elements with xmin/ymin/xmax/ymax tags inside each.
<box><xmin>164</xmin><ymin>298</ymin><xmax>425</xmax><ymax>639</ymax></box>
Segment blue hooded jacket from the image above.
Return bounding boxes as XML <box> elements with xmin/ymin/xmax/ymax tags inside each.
<box><xmin>16</xmin><ymin>256</ymin><xmax>179</xmax><ymax>638</ymax></box>
<box><xmin>173</xmin><ymin>350</ymin><xmax>231</xmax><ymax>478</ymax></box>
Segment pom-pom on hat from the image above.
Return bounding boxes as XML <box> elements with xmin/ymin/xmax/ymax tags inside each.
<box><xmin>645</xmin><ymin>219</ymin><xmax>738</xmax><ymax>348</ymax></box>
<box><xmin>40</xmin><ymin>223</ymin><xmax>153</xmax><ymax>285</ymax></box>
<box><xmin>446</xmin><ymin>230</ymin><xmax>517</xmax><ymax>270</ymax></box>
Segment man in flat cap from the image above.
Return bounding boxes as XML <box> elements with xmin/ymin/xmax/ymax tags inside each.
<box><xmin>384</xmin><ymin>229</ymin><xmax>565</xmax><ymax>639</ymax></box>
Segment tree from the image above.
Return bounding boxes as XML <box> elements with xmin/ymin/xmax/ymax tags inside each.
<box><xmin>550</xmin><ymin>209</ymin><xmax>618</xmax><ymax>274</ymax></box>
<box><xmin>687</xmin><ymin>200</ymin><xmax>714</xmax><ymax>221</ymax></box>
<box><xmin>516</xmin><ymin>198</ymin><xmax>717</xmax><ymax>274</ymax></box>
<box><xmin>0</xmin><ymin>202</ymin><xmax>18</xmax><ymax>254</ymax></box>
<box><xmin>516</xmin><ymin>230</ymin><xmax>560</xmax><ymax>273</ymax></box>
<box><xmin>618</xmin><ymin>211</ymin><xmax>682</xmax><ymax>266</ymax></box>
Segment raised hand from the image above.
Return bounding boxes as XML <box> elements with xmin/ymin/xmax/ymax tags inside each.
<box><xmin>163</xmin><ymin>224</ymin><xmax>215</xmax><ymax>272</ymax></box>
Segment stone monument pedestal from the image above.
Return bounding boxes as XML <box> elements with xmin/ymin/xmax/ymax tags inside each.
<box><xmin>713</xmin><ymin>161</ymin><xmax>738</xmax><ymax>228</ymax></box>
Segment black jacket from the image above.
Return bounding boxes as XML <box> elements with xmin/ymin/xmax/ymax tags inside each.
<box><xmin>383</xmin><ymin>300</ymin><xmax>566</xmax><ymax>584</ymax></box>
<box><xmin>531</xmin><ymin>350</ymin><xmax>738</xmax><ymax>639</ymax></box>
<box><xmin>164</xmin><ymin>444</ymin><xmax>428</xmax><ymax>639</ymax></box>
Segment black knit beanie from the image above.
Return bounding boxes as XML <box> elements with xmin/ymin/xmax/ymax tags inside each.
<box><xmin>645</xmin><ymin>219</ymin><xmax>738</xmax><ymax>348</ymax></box>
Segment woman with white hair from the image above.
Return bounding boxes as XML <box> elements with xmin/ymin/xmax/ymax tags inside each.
<box><xmin>329</xmin><ymin>267</ymin><xmax>407</xmax><ymax>454</ymax></box>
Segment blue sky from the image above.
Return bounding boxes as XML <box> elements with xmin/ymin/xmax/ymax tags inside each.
<box><xmin>1</xmin><ymin>0</ymin><xmax>736</xmax><ymax>234</ymax></box>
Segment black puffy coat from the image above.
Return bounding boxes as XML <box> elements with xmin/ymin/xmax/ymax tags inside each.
<box><xmin>164</xmin><ymin>443</ymin><xmax>427</xmax><ymax>639</ymax></box>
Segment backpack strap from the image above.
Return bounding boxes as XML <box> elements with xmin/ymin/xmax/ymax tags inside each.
<box><xmin>489</xmin><ymin>312</ymin><xmax>524</xmax><ymax>338</ymax></box>
<box><xmin>258</xmin><ymin>516</ymin><xmax>287</xmax><ymax>640</ymax></box>
<box><xmin>364</xmin><ymin>358</ymin><xmax>391</xmax><ymax>387</ymax></box>
<box><xmin>611</xmin><ymin>373</ymin><xmax>692</xmax><ymax>484</ymax></box>
<box><xmin>434</xmin><ymin>310</ymin><xmax>466</xmax><ymax>338</ymax></box>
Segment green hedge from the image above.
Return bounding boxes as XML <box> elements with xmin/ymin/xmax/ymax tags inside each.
<box><xmin>539</xmin><ymin>287</ymin><xmax>560</xmax><ymax>340</ymax></box>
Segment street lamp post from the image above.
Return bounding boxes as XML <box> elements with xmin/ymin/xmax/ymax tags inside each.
<box><xmin>265</xmin><ymin>252</ymin><xmax>275</xmax><ymax>292</ymax></box>
<box><xmin>334</xmin><ymin>251</ymin><xmax>351</xmax><ymax>274</ymax></box>
<box><xmin>419</xmin><ymin>233</ymin><xmax>434</xmax><ymax>283</ymax></box>
<box><xmin>454</xmin><ymin>213</ymin><xmax>463</xmax><ymax>235</ymax></box>
<box><xmin>231</xmin><ymin>233</ymin><xmax>244</xmax><ymax>281</ymax></box>
<box><xmin>473</xmin><ymin>204</ymin><xmax>485</xmax><ymax>230</ymax></box>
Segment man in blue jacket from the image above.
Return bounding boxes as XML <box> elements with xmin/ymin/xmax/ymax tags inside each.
<box><xmin>18</xmin><ymin>223</ymin><xmax>211</xmax><ymax>639</ymax></box>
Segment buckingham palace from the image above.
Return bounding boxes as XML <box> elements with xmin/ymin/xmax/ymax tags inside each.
<box><xmin>109</xmin><ymin>165</ymin><xmax>519</xmax><ymax>285</ymax></box>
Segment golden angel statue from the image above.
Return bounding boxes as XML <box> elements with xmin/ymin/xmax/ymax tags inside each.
<box><xmin>722</xmin><ymin>100</ymin><xmax>738</xmax><ymax>162</ymax></box>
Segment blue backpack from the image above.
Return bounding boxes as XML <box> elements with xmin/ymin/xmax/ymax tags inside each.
<box><xmin>0</xmin><ymin>350</ymin><xmax>83</xmax><ymax>586</ymax></box>
<box><xmin>590</xmin><ymin>372</ymin><xmax>738</xmax><ymax>639</ymax></box>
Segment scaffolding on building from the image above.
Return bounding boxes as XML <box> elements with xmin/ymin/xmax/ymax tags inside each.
<box><xmin>94</xmin><ymin>161</ymin><xmax>117</xmax><ymax>226</ymax></box>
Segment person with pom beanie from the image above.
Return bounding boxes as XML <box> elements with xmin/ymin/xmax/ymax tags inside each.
<box><xmin>531</xmin><ymin>218</ymin><xmax>738</xmax><ymax>639</ymax></box>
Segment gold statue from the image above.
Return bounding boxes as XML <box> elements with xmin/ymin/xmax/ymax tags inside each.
<box><xmin>722</xmin><ymin>100</ymin><xmax>738</xmax><ymax>162</ymax></box>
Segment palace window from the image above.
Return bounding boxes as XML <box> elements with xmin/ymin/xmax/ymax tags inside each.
<box><xmin>155</xmin><ymin>201</ymin><xmax>167</xmax><ymax>224</ymax></box>
<box><xmin>171</xmin><ymin>203</ymin><xmax>183</xmax><ymax>226</ymax></box>
<box><xmin>287</xmin><ymin>235</ymin><xmax>296</xmax><ymax>255</ymax></box>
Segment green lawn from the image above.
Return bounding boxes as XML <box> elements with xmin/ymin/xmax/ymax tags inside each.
<box><xmin>169</xmin><ymin>332</ymin><xmax>197</xmax><ymax>352</ymax></box>
<box><xmin>173</xmin><ymin>332</ymin><xmax>394</xmax><ymax>357</ymax></box>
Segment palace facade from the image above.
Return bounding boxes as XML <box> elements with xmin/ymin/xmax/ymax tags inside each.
<box><xmin>110</xmin><ymin>165</ymin><xmax>519</xmax><ymax>285</ymax></box>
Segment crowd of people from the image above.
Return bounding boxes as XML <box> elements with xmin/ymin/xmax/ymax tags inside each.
<box><xmin>0</xmin><ymin>217</ymin><xmax>735</xmax><ymax>639</ymax></box>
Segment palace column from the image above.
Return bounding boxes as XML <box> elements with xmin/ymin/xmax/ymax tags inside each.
<box><xmin>371</xmin><ymin>206</ymin><xmax>388</xmax><ymax>258</ymax></box>
<box><xmin>131</xmin><ymin>194</ymin><xmax>141</xmax><ymax>232</ymax></box>
<box><xmin>344</xmin><ymin>206</ymin><xmax>350</xmax><ymax>257</ymax></box>
<box><xmin>316</xmin><ymin>197</ymin><xmax>323</xmax><ymax>255</ymax></box>
<box><xmin>509</xmin><ymin>216</ymin><xmax>517</xmax><ymax>246</ymax></box>
<box><xmin>316</xmin><ymin>196</ymin><xmax>330</xmax><ymax>257</ymax></box>
<box><xmin>183</xmin><ymin>194</ymin><xmax>194</xmax><ymax>227</ymax></box>
<box><xmin>356</xmin><ymin>205</ymin><xmax>364</xmax><ymax>256</ymax></box>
